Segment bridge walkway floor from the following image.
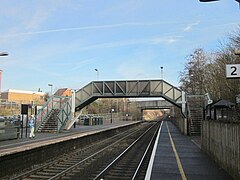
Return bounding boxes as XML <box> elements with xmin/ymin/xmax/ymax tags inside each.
<box><xmin>147</xmin><ymin>120</ymin><xmax>233</xmax><ymax>180</ymax></box>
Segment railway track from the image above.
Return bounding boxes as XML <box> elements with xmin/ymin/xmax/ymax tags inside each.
<box><xmin>93</xmin><ymin>120</ymin><xmax>160</xmax><ymax>180</ymax></box>
<box><xmin>9</xmin><ymin>121</ymin><xmax>160</xmax><ymax>180</ymax></box>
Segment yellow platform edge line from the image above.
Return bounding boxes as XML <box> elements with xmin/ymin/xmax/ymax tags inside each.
<box><xmin>166</xmin><ymin>121</ymin><xmax>187</xmax><ymax>180</ymax></box>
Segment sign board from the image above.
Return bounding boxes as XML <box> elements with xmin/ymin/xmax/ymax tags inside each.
<box><xmin>21</xmin><ymin>104</ymin><xmax>29</xmax><ymax>114</ymax></box>
<box><xmin>226</xmin><ymin>64</ymin><xmax>240</xmax><ymax>78</ymax></box>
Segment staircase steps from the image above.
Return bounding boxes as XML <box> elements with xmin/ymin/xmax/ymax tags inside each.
<box><xmin>187</xmin><ymin>96</ymin><xmax>205</xmax><ymax>136</ymax></box>
<box><xmin>38</xmin><ymin>109</ymin><xmax>60</xmax><ymax>133</ymax></box>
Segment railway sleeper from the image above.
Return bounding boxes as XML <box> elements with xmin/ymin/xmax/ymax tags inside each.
<box><xmin>29</xmin><ymin>174</ymin><xmax>51</xmax><ymax>179</ymax></box>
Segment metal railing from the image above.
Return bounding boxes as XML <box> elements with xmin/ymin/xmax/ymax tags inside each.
<box><xmin>35</xmin><ymin>95</ymin><xmax>72</xmax><ymax>132</ymax></box>
<box><xmin>56</xmin><ymin>97</ymin><xmax>72</xmax><ymax>132</ymax></box>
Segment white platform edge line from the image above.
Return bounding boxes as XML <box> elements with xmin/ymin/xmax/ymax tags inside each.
<box><xmin>144</xmin><ymin>121</ymin><xmax>163</xmax><ymax>180</ymax></box>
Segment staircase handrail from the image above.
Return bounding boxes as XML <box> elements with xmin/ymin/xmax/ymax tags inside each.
<box><xmin>35</xmin><ymin>95</ymin><xmax>68</xmax><ymax>131</ymax></box>
<box><xmin>186</xmin><ymin>98</ymin><xmax>192</xmax><ymax>136</ymax></box>
<box><xmin>65</xmin><ymin>110</ymin><xmax>83</xmax><ymax>130</ymax></box>
<box><xmin>56</xmin><ymin>96</ymin><xmax>72</xmax><ymax>132</ymax></box>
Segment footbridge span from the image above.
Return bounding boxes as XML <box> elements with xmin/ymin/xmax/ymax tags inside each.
<box><xmin>36</xmin><ymin>79</ymin><xmax>187</xmax><ymax>133</ymax></box>
<box><xmin>75</xmin><ymin>79</ymin><xmax>184</xmax><ymax>111</ymax></box>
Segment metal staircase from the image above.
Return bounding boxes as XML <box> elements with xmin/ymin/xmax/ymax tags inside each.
<box><xmin>36</xmin><ymin>95</ymin><xmax>73</xmax><ymax>133</ymax></box>
<box><xmin>37</xmin><ymin>109</ymin><xmax>60</xmax><ymax>132</ymax></box>
<box><xmin>187</xmin><ymin>95</ymin><xmax>205</xmax><ymax>136</ymax></box>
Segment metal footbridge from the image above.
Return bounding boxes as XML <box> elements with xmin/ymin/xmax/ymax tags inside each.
<box><xmin>36</xmin><ymin>79</ymin><xmax>186</xmax><ymax>132</ymax></box>
<box><xmin>75</xmin><ymin>79</ymin><xmax>184</xmax><ymax>110</ymax></box>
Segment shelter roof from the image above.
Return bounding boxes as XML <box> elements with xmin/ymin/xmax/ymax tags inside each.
<box><xmin>212</xmin><ymin>99</ymin><xmax>235</xmax><ymax>108</ymax></box>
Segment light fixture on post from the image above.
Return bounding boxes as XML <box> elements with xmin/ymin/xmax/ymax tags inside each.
<box><xmin>0</xmin><ymin>52</ymin><xmax>8</xmax><ymax>98</ymax></box>
<box><xmin>48</xmin><ymin>83</ymin><xmax>53</xmax><ymax>96</ymax></box>
<box><xmin>111</xmin><ymin>108</ymin><xmax>114</xmax><ymax>123</ymax></box>
<box><xmin>160</xmin><ymin>66</ymin><xmax>163</xmax><ymax>80</ymax></box>
<box><xmin>31</xmin><ymin>93</ymin><xmax>35</xmax><ymax>115</ymax></box>
<box><xmin>95</xmin><ymin>69</ymin><xmax>99</xmax><ymax>81</ymax></box>
<box><xmin>0</xmin><ymin>52</ymin><xmax>8</xmax><ymax>57</ymax></box>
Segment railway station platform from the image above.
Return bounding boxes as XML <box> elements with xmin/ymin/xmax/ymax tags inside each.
<box><xmin>146</xmin><ymin>120</ymin><xmax>233</xmax><ymax>180</ymax></box>
<box><xmin>0</xmin><ymin>120</ymin><xmax>138</xmax><ymax>157</ymax></box>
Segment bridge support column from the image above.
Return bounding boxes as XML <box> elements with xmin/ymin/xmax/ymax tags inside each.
<box><xmin>184</xmin><ymin>118</ymin><xmax>187</xmax><ymax>135</ymax></box>
<box><xmin>181</xmin><ymin>91</ymin><xmax>186</xmax><ymax>117</ymax></box>
<box><xmin>141</xmin><ymin>109</ymin><xmax>144</xmax><ymax>121</ymax></box>
<box><xmin>71</xmin><ymin>90</ymin><xmax>76</xmax><ymax>118</ymax></box>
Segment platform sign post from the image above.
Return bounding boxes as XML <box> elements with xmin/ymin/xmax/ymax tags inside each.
<box><xmin>21</xmin><ymin>104</ymin><xmax>29</xmax><ymax>138</ymax></box>
<box><xmin>226</xmin><ymin>64</ymin><xmax>240</xmax><ymax>79</ymax></box>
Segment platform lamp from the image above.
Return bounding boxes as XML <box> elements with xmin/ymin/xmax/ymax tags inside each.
<box><xmin>111</xmin><ymin>108</ymin><xmax>114</xmax><ymax>123</ymax></box>
<box><xmin>0</xmin><ymin>52</ymin><xmax>8</xmax><ymax>98</ymax></box>
<box><xmin>0</xmin><ymin>52</ymin><xmax>8</xmax><ymax>56</ymax></box>
<box><xmin>160</xmin><ymin>66</ymin><xmax>163</xmax><ymax>80</ymax></box>
<box><xmin>95</xmin><ymin>69</ymin><xmax>99</xmax><ymax>81</ymax></box>
<box><xmin>234</xmin><ymin>49</ymin><xmax>240</xmax><ymax>106</ymax></box>
<box><xmin>48</xmin><ymin>83</ymin><xmax>53</xmax><ymax>96</ymax></box>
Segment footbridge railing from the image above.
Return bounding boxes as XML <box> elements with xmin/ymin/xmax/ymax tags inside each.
<box><xmin>75</xmin><ymin>79</ymin><xmax>183</xmax><ymax>111</ymax></box>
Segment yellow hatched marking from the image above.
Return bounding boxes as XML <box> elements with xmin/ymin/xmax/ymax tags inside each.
<box><xmin>166</xmin><ymin>121</ymin><xmax>187</xmax><ymax>180</ymax></box>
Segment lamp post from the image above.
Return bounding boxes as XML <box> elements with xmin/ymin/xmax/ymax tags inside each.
<box><xmin>0</xmin><ymin>52</ymin><xmax>8</xmax><ymax>56</ymax></box>
<box><xmin>0</xmin><ymin>70</ymin><xmax>2</xmax><ymax>97</ymax></box>
<box><xmin>234</xmin><ymin>49</ymin><xmax>240</xmax><ymax>106</ymax></box>
<box><xmin>95</xmin><ymin>69</ymin><xmax>99</xmax><ymax>81</ymax></box>
<box><xmin>160</xmin><ymin>66</ymin><xmax>163</xmax><ymax>79</ymax></box>
<box><xmin>126</xmin><ymin>101</ymin><xmax>131</xmax><ymax>121</ymax></box>
<box><xmin>31</xmin><ymin>93</ymin><xmax>35</xmax><ymax>115</ymax></box>
<box><xmin>111</xmin><ymin>108</ymin><xmax>114</xmax><ymax>123</ymax></box>
<box><xmin>48</xmin><ymin>83</ymin><xmax>53</xmax><ymax>96</ymax></box>
<box><xmin>0</xmin><ymin>52</ymin><xmax>8</xmax><ymax>97</ymax></box>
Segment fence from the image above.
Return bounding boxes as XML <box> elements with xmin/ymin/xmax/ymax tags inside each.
<box><xmin>202</xmin><ymin>120</ymin><xmax>240</xmax><ymax>179</ymax></box>
<box><xmin>0</xmin><ymin>121</ymin><xmax>20</xmax><ymax>141</ymax></box>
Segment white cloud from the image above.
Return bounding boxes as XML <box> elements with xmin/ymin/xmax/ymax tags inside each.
<box><xmin>75</xmin><ymin>35</ymin><xmax>182</xmax><ymax>52</ymax></box>
<box><xmin>183</xmin><ymin>21</ymin><xmax>200</xmax><ymax>32</ymax></box>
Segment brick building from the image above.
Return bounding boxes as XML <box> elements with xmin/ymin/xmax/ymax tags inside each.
<box><xmin>1</xmin><ymin>89</ymin><xmax>45</xmax><ymax>105</ymax></box>
<box><xmin>54</xmin><ymin>88</ymin><xmax>72</xmax><ymax>97</ymax></box>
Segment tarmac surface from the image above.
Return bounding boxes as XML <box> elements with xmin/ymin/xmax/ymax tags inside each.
<box><xmin>0</xmin><ymin>120</ymin><xmax>137</xmax><ymax>156</ymax></box>
<box><xmin>0</xmin><ymin>119</ymin><xmax>234</xmax><ymax>179</ymax></box>
<box><xmin>147</xmin><ymin>120</ymin><xmax>233</xmax><ymax>180</ymax></box>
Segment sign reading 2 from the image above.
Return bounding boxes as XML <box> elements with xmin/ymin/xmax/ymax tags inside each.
<box><xmin>231</xmin><ymin>66</ymin><xmax>237</xmax><ymax>76</ymax></box>
<box><xmin>226</xmin><ymin>64</ymin><xmax>240</xmax><ymax>78</ymax></box>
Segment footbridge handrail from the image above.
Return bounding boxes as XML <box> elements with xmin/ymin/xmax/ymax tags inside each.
<box><xmin>75</xmin><ymin>79</ymin><xmax>183</xmax><ymax>111</ymax></box>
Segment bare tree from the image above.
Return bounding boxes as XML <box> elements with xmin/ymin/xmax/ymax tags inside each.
<box><xmin>179</xmin><ymin>48</ymin><xmax>209</xmax><ymax>94</ymax></box>
<box><xmin>179</xmin><ymin>27</ymin><xmax>240</xmax><ymax>102</ymax></box>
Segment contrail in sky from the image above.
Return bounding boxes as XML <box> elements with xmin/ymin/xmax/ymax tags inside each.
<box><xmin>1</xmin><ymin>21</ymin><xmax>239</xmax><ymax>38</ymax></box>
<box><xmin>1</xmin><ymin>21</ymin><xmax>200</xmax><ymax>37</ymax></box>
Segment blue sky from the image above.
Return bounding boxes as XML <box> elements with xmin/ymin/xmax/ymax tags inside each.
<box><xmin>0</xmin><ymin>0</ymin><xmax>239</xmax><ymax>93</ymax></box>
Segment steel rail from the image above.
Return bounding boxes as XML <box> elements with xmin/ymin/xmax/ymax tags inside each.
<box><xmin>93</xmin><ymin>121</ymin><xmax>160</xmax><ymax>180</ymax></box>
<box><xmin>48</xmin><ymin>123</ymin><xmax>149</xmax><ymax>179</ymax></box>
<box><xmin>131</xmin><ymin>121</ymin><xmax>160</xmax><ymax>179</ymax></box>
<box><xmin>10</xmin><ymin>126</ymin><xmax>141</xmax><ymax>180</ymax></box>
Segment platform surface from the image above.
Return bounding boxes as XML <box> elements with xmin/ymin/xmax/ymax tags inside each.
<box><xmin>0</xmin><ymin>120</ymin><xmax>138</xmax><ymax>157</ymax></box>
<box><xmin>148</xmin><ymin>120</ymin><xmax>233</xmax><ymax>180</ymax></box>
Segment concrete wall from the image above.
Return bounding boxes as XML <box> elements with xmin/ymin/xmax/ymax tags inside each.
<box><xmin>172</xmin><ymin>116</ymin><xmax>187</xmax><ymax>135</ymax></box>
<box><xmin>202</xmin><ymin>120</ymin><xmax>240</xmax><ymax>179</ymax></box>
<box><xmin>0</xmin><ymin>122</ymin><xmax>140</xmax><ymax>178</ymax></box>
<box><xmin>0</xmin><ymin>122</ymin><xmax>19</xmax><ymax>141</ymax></box>
<box><xmin>171</xmin><ymin>108</ymin><xmax>187</xmax><ymax>135</ymax></box>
